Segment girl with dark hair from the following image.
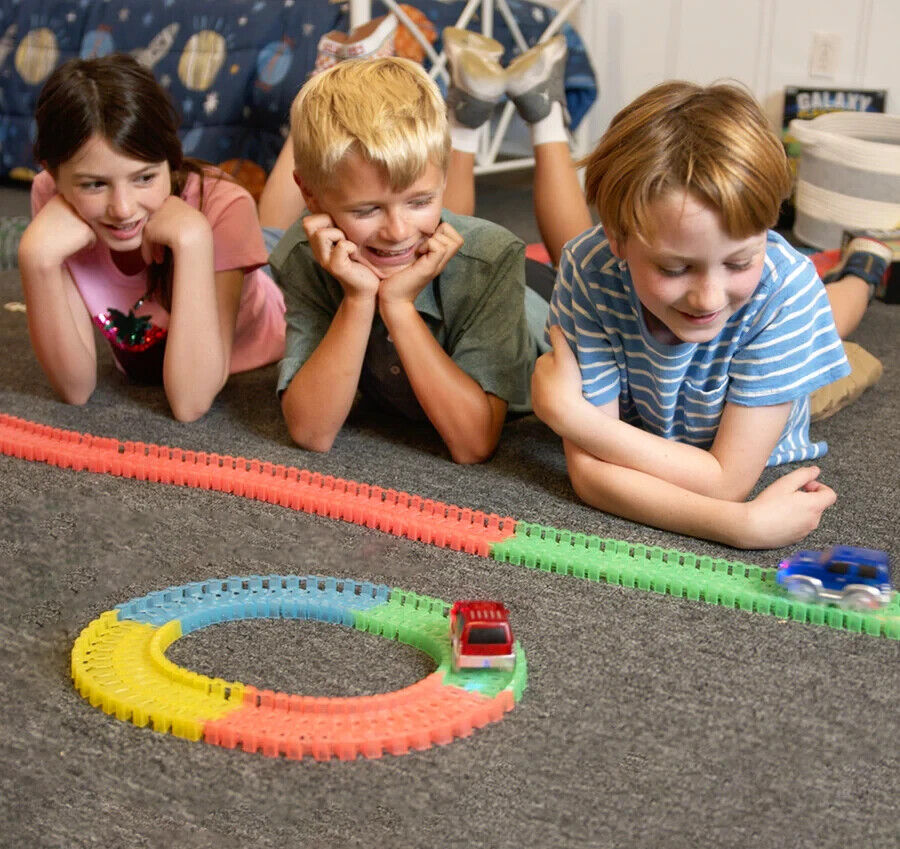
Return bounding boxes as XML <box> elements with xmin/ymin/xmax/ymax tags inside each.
<box><xmin>19</xmin><ymin>53</ymin><xmax>285</xmax><ymax>421</ymax></box>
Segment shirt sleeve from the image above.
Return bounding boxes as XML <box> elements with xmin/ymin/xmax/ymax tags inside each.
<box><xmin>445</xmin><ymin>238</ymin><xmax>535</xmax><ymax>407</ymax></box>
<box><xmin>726</xmin><ymin>240</ymin><xmax>851</xmax><ymax>406</ymax></box>
<box><xmin>200</xmin><ymin>176</ymin><xmax>268</xmax><ymax>274</ymax></box>
<box><xmin>548</xmin><ymin>239</ymin><xmax>622</xmax><ymax>407</ymax></box>
<box><xmin>268</xmin><ymin>227</ymin><xmax>341</xmax><ymax>396</ymax></box>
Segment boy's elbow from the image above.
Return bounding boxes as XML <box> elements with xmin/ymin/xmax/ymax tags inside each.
<box><xmin>567</xmin><ymin>449</ymin><xmax>601</xmax><ymax>505</ymax></box>
<box><xmin>448</xmin><ymin>443</ymin><xmax>494</xmax><ymax>465</ymax></box>
<box><xmin>446</xmin><ymin>425</ymin><xmax>502</xmax><ymax>465</ymax></box>
<box><xmin>286</xmin><ymin>421</ymin><xmax>336</xmax><ymax>454</ymax></box>
<box><xmin>565</xmin><ymin>444</ymin><xmax>619</xmax><ymax>512</ymax></box>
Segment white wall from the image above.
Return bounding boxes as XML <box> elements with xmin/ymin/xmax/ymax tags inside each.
<box><xmin>572</xmin><ymin>0</ymin><xmax>900</xmax><ymax>146</ymax></box>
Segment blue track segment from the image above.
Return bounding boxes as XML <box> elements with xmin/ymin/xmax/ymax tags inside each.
<box><xmin>115</xmin><ymin>575</ymin><xmax>391</xmax><ymax>632</ymax></box>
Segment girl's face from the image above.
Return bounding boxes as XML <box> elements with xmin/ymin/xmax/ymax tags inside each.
<box><xmin>610</xmin><ymin>190</ymin><xmax>767</xmax><ymax>345</ymax></box>
<box><xmin>53</xmin><ymin>133</ymin><xmax>172</xmax><ymax>254</ymax></box>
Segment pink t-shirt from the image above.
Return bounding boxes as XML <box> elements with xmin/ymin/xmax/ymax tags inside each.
<box><xmin>31</xmin><ymin>169</ymin><xmax>285</xmax><ymax>381</ymax></box>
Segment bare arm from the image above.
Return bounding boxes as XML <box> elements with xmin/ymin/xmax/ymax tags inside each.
<box><xmin>380</xmin><ymin>298</ymin><xmax>508</xmax><ymax>463</ymax></box>
<box><xmin>533</xmin><ymin>326</ymin><xmax>837</xmax><ymax>548</ymax></box>
<box><xmin>141</xmin><ymin>195</ymin><xmax>239</xmax><ymax>422</ymax></box>
<box><xmin>18</xmin><ymin>196</ymin><xmax>98</xmax><ymax>404</ymax></box>
<box><xmin>377</xmin><ymin>222</ymin><xmax>505</xmax><ymax>463</ymax></box>
<box><xmin>281</xmin><ymin>293</ymin><xmax>377</xmax><ymax>452</ymax></box>
<box><xmin>280</xmin><ymin>214</ymin><xmax>381</xmax><ymax>452</ymax></box>
<box><xmin>533</xmin><ymin>326</ymin><xmax>790</xmax><ymax>500</ymax></box>
<box><xmin>564</xmin><ymin>441</ymin><xmax>837</xmax><ymax>549</ymax></box>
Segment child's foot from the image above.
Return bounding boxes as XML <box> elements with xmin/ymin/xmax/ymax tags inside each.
<box><xmin>313</xmin><ymin>14</ymin><xmax>397</xmax><ymax>74</ymax></box>
<box><xmin>0</xmin><ymin>216</ymin><xmax>27</xmax><ymax>271</ymax></box>
<box><xmin>442</xmin><ymin>26</ymin><xmax>505</xmax><ymax>63</ymax></box>
<box><xmin>443</xmin><ymin>27</ymin><xmax>506</xmax><ymax>129</ymax></box>
<box><xmin>342</xmin><ymin>14</ymin><xmax>397</xmax><ymax>60</ymax></box>
<box><xmin>505</xmin><ymin>35</ymin><xmax>569</xmax><ymax>125</ymax></box>
<box><xmin>809</xmin><ymin>341</ymin><xmax>883</xmax><ymax>422</ymax></box>
<box><xmin>821</xmin><ymin>236</ymin><xmax>893</xmax><ymax>294</ymax></box>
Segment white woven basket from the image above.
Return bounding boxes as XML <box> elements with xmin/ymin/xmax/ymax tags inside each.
<box><xmin>788</xmin><ymin>112</ymin><xmax>900</xmax><ymax>250</ymax></box>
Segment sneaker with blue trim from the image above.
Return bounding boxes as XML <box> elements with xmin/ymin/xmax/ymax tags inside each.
<box><xmin>822</xmin><ymin>236</ymin><xmax>893</xmax><ymax>295</ymax></box>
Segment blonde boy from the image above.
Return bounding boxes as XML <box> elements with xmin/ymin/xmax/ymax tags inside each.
<box><xmin>269</xmin><ymin>58</ymin><xmax>537</xmax><ymax>463</ymax></box>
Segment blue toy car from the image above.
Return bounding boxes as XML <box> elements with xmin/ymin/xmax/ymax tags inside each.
<box><xmin>776</xmin><ymin>545</ymin><xmax>893</xmax><ymax>610</ymax></box>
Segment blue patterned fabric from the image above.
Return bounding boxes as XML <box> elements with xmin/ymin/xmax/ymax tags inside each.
<box><xmin>0</xmin><ymin>0</ymin><xmax>597</xmax><ymax>180</ymax></box>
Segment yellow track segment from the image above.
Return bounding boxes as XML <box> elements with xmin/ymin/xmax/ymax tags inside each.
<box><xmin>70</xmin><ymin>610</ymin><xmax>245</xmax><ymax>740</ymax></box>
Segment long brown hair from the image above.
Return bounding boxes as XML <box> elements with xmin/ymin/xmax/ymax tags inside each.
<box><xmin>34</xmin><ymin>53</ymin><xmax>207</xmax><ymax>311</ymax></box>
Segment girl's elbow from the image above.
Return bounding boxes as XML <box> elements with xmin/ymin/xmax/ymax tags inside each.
<box><xmin>167</xmin><ymin>385</ymin><xmax>216</xmax><ymax>422</ymax></box>
<box><xmin>170</xmin><ymin>400</ymin><xmax>211</xmax><ymax>423</ymax></box>
<box><xmin>59</xmin><ymin>385</ymin><xmax>94</xmax><ymax>407</ymax></box>
<box><xmin>53</xmin><ymin>374</ymin><xmax>96</xmax><ymax>407</ymax></box>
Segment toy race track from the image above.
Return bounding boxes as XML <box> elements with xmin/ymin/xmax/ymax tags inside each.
<box><xmin>2</xmin><ymin>412</ymin><xmax>897</xmax><ymax>641</ymax></box>
<box><xmin>1</xmin><ymin>411</ymin><xmax>898</xmax><ymax>760</ymax></box>
<box><xmin>72</xmin><ymin>575</ymin><xmax>526</xmax><ymax>761</ymax></box>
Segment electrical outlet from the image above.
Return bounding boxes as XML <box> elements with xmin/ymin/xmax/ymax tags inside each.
<box><xmin>810</xmin><ymin>31</ymin><xmax>841</xmax><ymax>78</ymax></box>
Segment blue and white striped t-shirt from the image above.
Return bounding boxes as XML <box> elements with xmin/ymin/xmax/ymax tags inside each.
<box><xmin>547</xmin><ymin>226</ymin><xmax>851</xmax><ymax>467</ymax></box>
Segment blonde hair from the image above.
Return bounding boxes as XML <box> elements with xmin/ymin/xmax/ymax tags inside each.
<box><xmin>581</xmin><ymin>81</ymin><xmax>792</xmax><ymax>243</ymax></box>
<box><xmin>290</xmin><ymin>57</ymin><xmax>451</xmax><ymax>192</ymax></box>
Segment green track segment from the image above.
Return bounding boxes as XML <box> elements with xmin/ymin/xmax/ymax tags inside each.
<box><xmin>350</xmin><ymin>589</ymin><xmax>527</xmax><ymax>701</ymax></box>
<box><xmin>490</xmin><ymin>522</ymin><xmax>900</xmax><ymax>640</ymax></box>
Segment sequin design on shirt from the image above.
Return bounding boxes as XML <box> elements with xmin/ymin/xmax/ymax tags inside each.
<box><xmin>93</xmin><ymin>303</ymin><xmax>168</xmax><ymax>384</ymax></box>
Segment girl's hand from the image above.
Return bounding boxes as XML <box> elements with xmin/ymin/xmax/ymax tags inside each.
<box><xmin>532</xmin><ymin>324</ymin><xmax>585</xmax><ymax>433</ymax></box>
<box><xmin>141</xmin><ymin>195</ymin><xmax>211</xmax><ymax>265</ymax></box>
<box><xmin>23</xmin><ymin>194</ymin><xmax>96</xmax><ymax>268</ymax></box>
<box><xmin>303</xmin><ymin>213</ymin><xmax>380</xmax><ymax>300</ymax></box>
<box><xmin>378</xmin><ymin>221</ymin><xmax>463</xmax><ymax>307</ymax></box>
<box><xmin>738</xmin><ymin>466</ymin><xmax>837</xmax><ymax>549</ymax></box>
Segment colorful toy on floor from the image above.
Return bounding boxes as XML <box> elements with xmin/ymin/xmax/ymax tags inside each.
<box><xmin>1</xmin><ymin>412</ymin><xmax>897</xmax><ymax>639</ymax></box>
<box><xmin>450</xmin><ymin>601</ymin><xmax>516</xmax><ymax>671</ymax></box>
<box><xmin>776</xmin><ymin>545</ymin><xmax>893</xmax><ymax>610</ymax></box>
<box><xmin>71</xmin><ymin>576</ymin><xmax>527</xmax><ymax>761</ymax></box>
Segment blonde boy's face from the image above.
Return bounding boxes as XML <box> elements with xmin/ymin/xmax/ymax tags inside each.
<box><xmin>609</xmin><ymin>190</ymin><xmax>767</xmax><ymax>345</ymax></box>
<box><xmin>299</xmin><ymin>152</ymin><xmax>445</xmax><ymax>280</ymax></box>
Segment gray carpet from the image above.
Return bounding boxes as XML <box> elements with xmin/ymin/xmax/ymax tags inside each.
<box><xmin>0</xmin><ymin>177</ymin><xmax>897</xmax><ymax>849</ymax></box>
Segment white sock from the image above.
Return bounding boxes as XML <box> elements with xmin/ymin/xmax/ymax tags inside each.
<box><xmin>451</xmin><ymin>122</ymin><xmax>481</xmax><ymax>155</ymax></box>
<box><xmin>531</xmin><ymin>102</ymin><xmax>568</xmax><ymax>147</ymax></box>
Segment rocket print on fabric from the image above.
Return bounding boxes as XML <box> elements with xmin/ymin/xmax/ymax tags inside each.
<box><xmin>131</xmin><ymin>23</ymin><xmax>180</xmax><ymax>68</ymax></box>
<box><xmin>0</xmin><ymin>24</ymin><xmax>17</xmax><ymax>68</ymax></box>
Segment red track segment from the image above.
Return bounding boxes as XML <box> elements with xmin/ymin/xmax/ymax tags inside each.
<box><xmin>0</xmin><ymin>413</ymin><xmax>516</xmax><ymax>555</ymax></box>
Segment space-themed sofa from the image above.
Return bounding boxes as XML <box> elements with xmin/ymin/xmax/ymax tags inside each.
<box><xmin>0</xmin><ymin>0</ymin><xmax>597</xmax><ymax>182</ymax></box>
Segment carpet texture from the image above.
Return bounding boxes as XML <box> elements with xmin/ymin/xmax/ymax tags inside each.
<box><xmin>0</xmin><ymin>178</ymin><xmax>897</xmax><ymax>849</ymax></box>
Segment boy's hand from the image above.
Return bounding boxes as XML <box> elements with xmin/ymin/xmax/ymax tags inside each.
<box><xmin>141</xmin><ymin>195</ymin><xmax>211</xmax><ymax>265</ymax></box>
<box><xmin>378</xmin><ymin>221</ymin><xmax>463</xmax><ymax>307</ymax></box>
<box><xmin>738</xmin><ymin>466</ymin><xmax>837</xmax><ymax>549</ymax></box>
<box><xmin>24</xmin><ymin>194</ymin><xmax>96</xmax><ymax>268</ymax></box>
<box><xmin>303</xmin><ymin>213</ymin><xmax>380</xmax><ymax>299</ymax></box>
<box><xmin>532</xmin><ymin>325</ymin><xmax>586</xmax><ymax>434</ymax></box>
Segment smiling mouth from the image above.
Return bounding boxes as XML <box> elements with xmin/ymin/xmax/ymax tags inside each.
<box><xmin>369</xmin><ymin>245</ymin><xmax>415</xmax><ymax>258</ymax></box>
<box><xmin>677</xmin><ymin>309</ymin><xmax>721</xmax><ymax>323</ymax></box>
<box><xmin>103</xmin><ymin>219</ymin><xmax>144</xmax><ymax>239</ymax></box>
